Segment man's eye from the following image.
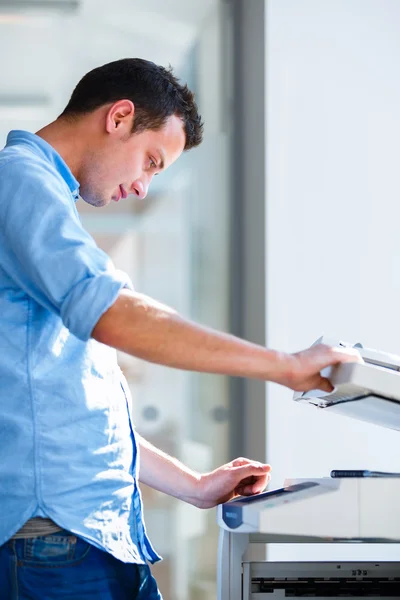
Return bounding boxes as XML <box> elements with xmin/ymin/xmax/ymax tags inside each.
<box><xmin>149</xmin><ymin>157</ymin><xmax>157</xmax><ymax>169</ymax></box>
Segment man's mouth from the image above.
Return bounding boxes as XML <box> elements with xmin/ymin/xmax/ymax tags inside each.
<box><xmin>113</xmin><ymin>185</ymin><xmax>128</xmax><ymax>202</ymax></box>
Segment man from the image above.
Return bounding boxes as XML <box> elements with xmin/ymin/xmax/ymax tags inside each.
<box><xmin>0</xmin><ymin>58</ymin><xmax>359</xmax><ymax>599</ymax></box>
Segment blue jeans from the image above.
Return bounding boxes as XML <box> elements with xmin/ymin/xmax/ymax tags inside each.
<box><xmin>0</xmin><ymin>530</ymin><xmax>163</xmax><ymax>600</ymax></box>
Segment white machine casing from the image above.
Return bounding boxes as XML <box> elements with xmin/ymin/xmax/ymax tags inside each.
<box><xmin>217</xmin><ymin>478</ymin><xmax>400</xmax><ymax>600</ymax></box>
<box><xmin>217</xmin><ymin>338</ymin><xmax>400</xmax><ymax>599</ymax></box>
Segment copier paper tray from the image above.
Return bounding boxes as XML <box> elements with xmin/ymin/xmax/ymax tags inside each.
<box><xmin>293</xmin><ymin>337</ymin><xmax>400</xmax><ymax>431</ymax></box>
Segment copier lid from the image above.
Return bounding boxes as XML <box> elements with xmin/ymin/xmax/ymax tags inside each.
<box><xmin>293</xmin><ymin>337</ymin><xmax>400</xmax><ymax>431</ymax></box>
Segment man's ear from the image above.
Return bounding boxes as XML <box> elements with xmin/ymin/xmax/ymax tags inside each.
<box><xmin>105</xmin><ymin>100</ymin><xmax>135</xmax><ymax>134</ymax></box>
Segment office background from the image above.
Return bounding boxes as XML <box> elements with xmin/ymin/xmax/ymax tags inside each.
<box><xmin>1</xmin><ymin>0</ymin><xmax>400</xmax><ymax>597</ymax></box>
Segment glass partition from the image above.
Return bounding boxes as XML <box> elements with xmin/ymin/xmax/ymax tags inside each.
<box><xmin>0</xmin><ymin>2</ymin><xmax>233</xmax><ymax>598</ymax></box>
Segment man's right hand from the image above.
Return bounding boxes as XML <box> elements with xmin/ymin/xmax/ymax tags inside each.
<box><xmin>275</xmin><ymin>343</ymin><xmax>363</xmax><ymax>392</ymax></box>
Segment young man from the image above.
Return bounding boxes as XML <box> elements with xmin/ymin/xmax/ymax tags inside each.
<box><xmin>0</xmin><ymin>58</ymin><xmax>359</xmax><ymax>599</ymax></box>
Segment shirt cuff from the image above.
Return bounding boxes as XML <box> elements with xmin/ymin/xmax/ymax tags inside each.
<box><xmin>61</xmin><ymin>270</ymin><xmax>134</xmax><ymax>341</ymax></box>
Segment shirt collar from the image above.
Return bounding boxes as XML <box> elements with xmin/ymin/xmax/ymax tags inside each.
<box><xmin>6</xmin><ymin>130</ymin><xmax>80</xmax><ymax>201</ymax></box>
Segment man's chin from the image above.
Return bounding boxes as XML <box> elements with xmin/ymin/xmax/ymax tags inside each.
<box><xmin>80</xmin><ymin>193</ymin><xmax>109</xmax><ymax>208</ymax></box>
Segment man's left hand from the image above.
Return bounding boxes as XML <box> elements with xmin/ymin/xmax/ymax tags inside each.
<box><xmin>194</xmin><ymin>458</ymin><xmax>271</xmax><ymax>509</ymax></box>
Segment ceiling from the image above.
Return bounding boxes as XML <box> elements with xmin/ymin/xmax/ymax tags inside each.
<box><xmin>0</xmin><ymin>0</ymin><xmax>217</xmax><ymax>144</ymax></box>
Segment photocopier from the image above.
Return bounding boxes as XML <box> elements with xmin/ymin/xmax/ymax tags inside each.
<box><xmin>217</xmin><ymin>338</ymin><xmax>400</xmax><ymax>599</ymax></box>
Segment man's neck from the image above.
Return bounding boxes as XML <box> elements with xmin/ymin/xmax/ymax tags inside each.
<box><xmin>36</xmin><ymin>118</ymin><xmax>90</xmax><ymax>182</ymax></box>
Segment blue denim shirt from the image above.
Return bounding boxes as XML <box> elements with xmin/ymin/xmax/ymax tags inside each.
<box><xmin>0</xmin><ymin>130</ymin><xmax>160</xmax><ymax>564</ymax></box>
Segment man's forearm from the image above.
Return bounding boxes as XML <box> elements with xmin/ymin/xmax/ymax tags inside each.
<box><xmin>137</xmin><ymin>434</ymin><xmax>201</xmax><ymax>506</ymax></box>
<box><xmin>92</xmin><ymin>289</ymin><xmax>289</xmax><ymax>382</ymax></box>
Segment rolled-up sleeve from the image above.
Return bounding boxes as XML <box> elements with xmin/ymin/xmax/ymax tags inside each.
<box><xmin>0</xmin><ymin>158</ymin><xmax>132</xmax><ymax>341</ymax></box>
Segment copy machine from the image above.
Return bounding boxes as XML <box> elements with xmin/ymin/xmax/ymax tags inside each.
<box><xmin>217</xmin><ymin>339</ymin><xmax>400</xmax><ymax>599</ymax></box>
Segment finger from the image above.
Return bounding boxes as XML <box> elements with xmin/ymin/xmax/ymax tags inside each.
<box><xmin>299</xmin><ymin>375</ymin><xmax>333</xmax><ymax>393</ymax></box>
<box><xmin>237</xmin><ymin>471</ymin><xmax>271</xmax><ymax>485</ymax></box>
<box><xmin>236</xmin><ymin>484</ymin><xmax>266</xmax><ymax>496</ymax></box>
<box><xmin>315</xmin><ymin>376</ymin><xmax>334</xmax><ymax>393</ymax></box>
<box><xmin>236</xmin><ymin>473</ymin><xmax>271</xmax><ymax>496</ymax></box>
<box><xmin>235</xmin><ymin>475</ymin><xmax>258</xmax><ymax>487</ymax></box>
<box><xmin>313</xmin><ymin>344</ymin><xmax>363</xmax><ymax>369</ymax></box>
<box><xmin>231</xmin><ymin>457</ymin><xmax>271</xmax><ymax>470</ymax></box>
<box><xmin>231</xmin><ymin>457</ymin><xmax>251</xmax><ymax>467</ymax></box>
<box><xmin>235</xmin><ymin>472</ymin><xmax>271</xmax><ymax>491</ymax></box>
<box><xmin>331</xmin><ymin>346</ymin><xmax>364</xmax><ymax>364</ymax></box>
<box><xmin>231</xmin><ymin>464</ymin><xmax>271</xmax><ymax>480</ymax></box>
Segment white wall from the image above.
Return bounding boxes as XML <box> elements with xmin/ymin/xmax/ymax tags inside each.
<box><xmin>266</xmin><ymin>0</ymin><xmax>400</xmax><ymax>561</ymax></box>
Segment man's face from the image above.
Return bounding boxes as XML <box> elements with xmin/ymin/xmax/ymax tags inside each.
<box><xmin>79</xmin><ymin>109</ymin><xmax>186</xmax><ymax>208</ymax></box>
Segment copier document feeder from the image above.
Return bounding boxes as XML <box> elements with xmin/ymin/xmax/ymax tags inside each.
<box><xmin>294</xmin><ymin>336</ymin><xmax>400</xmax><ymax>431</ymax></box>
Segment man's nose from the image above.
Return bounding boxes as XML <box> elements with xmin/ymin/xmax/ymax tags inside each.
<box><xmin>131</xmin><ymin>180</ymin><xmax>149</xmax><ymax>200</ymax></box>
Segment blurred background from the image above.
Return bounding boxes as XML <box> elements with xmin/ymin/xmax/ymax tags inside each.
<box><xmin>2</xmin><ymin>0</ymin><xmax>400</xmax><ymax>597</ymax></box>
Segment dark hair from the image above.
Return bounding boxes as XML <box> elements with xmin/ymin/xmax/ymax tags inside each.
<box><xmin>60</xmin><ymin>58</ymin><xmax>203</xmax><ymax>151</ymax></box>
